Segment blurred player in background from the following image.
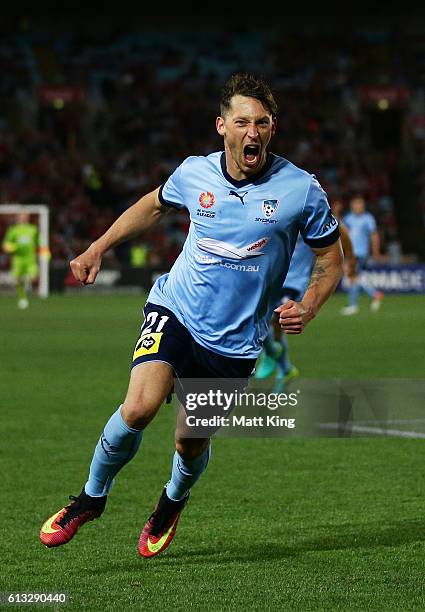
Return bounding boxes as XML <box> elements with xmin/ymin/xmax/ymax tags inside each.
<box><xmin>2</xmin><ymin>212</ymin><xmax>40</xmax><ymax>309</ymax></box>
<box><xmin>256</xmin><ymin>213</ymin><xmax>355</xmax><ymax>384</ymax></box>
<box><xmin>255</xmin><ymin>233</ymin><xmax>312</xmax><ymax>383</ymax></box>
<box><xmin>340</xmin><ymin>194</ymin><xmax>384</xmax><ymax>315</ymax></box>
<box><xmin>40</xmin><ymin>73</ymin><xmax>343</xmax><ymax>558</ymax></box>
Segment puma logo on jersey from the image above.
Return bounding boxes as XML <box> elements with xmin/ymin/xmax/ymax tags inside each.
<box><xmin>229</xmin><ymin>190</ymin><xmax>248</xmax><ymax>205</ymax></box>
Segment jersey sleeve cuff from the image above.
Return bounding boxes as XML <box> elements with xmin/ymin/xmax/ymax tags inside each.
<box><xmin>303</xmin><ymin>226</ymin><xmax>340</xmax><ymax>248</ymax></box>
<box><xmin>158</xmin><ymin>184</ymin><xmax>183</xmax><ymax>210</ymax></box>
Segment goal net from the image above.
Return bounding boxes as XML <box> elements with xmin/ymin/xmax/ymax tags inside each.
<box><xmin>0</xmin><ymin>204</ymin><xmax>50</xmax><ymax>298</ymax></box>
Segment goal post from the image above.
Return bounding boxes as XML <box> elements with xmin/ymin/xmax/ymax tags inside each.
<box><xmin>0</xmin><ymin>204</ymin><xmax>50</xmax><ymax>298</ymax></box>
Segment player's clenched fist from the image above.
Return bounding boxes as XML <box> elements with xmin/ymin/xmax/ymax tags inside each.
<box><xmin>70</xmin><ymin>246</ymin><xmax>102</xmax><ymax>285</ymax></box>
<box><xmin>274</xmin><ymin>300</ymin><xmax>313</xmax><ymax>334</ymax></box>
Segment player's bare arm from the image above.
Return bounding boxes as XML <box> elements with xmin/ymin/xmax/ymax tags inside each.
<box><xmin>275</xmin><ymin>240</ymin><xmax>343</xmax><ymax>334</ymax></box>
<box><xmin>70</xmin><ymin>187</ymin><xmax>166</xmax><ymax>285</ymax></box>
<box><xmin>370</xmin><ymin>230</ymin><xmax>381</xmax><ymax>260</ymax></box>
<box><xmin>339</xmin><ymin>224</ymin><xmax>356</xmax><ymax>279</ymax></box>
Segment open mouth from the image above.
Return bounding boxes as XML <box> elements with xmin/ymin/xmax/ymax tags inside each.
<box><xmin>243</xmin><ymin>144</ymin><xmax>260</xmax><ymax>164</ymax></box>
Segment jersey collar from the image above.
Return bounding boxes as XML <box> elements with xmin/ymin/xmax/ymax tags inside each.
<box><xmin>220</xmin><ymin>152</ymin><xmax>274</xmax><ymax>188</ymax></box>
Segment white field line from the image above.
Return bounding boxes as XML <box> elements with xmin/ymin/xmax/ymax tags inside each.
<box><xmin>354</xmin><ymin>419</ymin><xmax>425</xmax><ymax>426</ymax></box>
<box><xmin>318</xmin><ymin>423</ymin><xmax>425</xmax><ymax>439</ymax></box>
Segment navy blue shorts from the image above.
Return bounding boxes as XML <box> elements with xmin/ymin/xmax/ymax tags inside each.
<box><xmin>131</xmin><ymin>302</ymin><xmax>256</xmax><ymax>380</ymax></box>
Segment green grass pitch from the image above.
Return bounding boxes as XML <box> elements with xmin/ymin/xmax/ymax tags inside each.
<box><xmin>1</xmin><ymin>293</ymin><xmax>425</xmax><ymax>611</ymax></box>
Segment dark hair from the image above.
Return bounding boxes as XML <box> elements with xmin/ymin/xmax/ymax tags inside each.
<box><xmin>220</xmin><ymin>73</ymin><xmax>278</xmax><ymax>118</ymax></box>
<box><xmin>349</xmin><ymin>192</ymin><xmax>365</xmax><ymax>202</ymax></box>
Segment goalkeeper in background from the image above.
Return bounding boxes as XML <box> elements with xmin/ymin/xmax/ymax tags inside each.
<box><xmin>2</xmin><ymin>211</ymin><xmax>46</xmax><ymax>309</ymax></box>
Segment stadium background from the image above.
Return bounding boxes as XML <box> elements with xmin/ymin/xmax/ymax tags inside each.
<box><xmin>1</xmin><ymin>7</ymin><xmax>425</xmax><ymax>611</ymax></box>
<box><xmin>0</xmin><ymin>7</ymin><xmax>425</xmax><ymax>290</ymax></box>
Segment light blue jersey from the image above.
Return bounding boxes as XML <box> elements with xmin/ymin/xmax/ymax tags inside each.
<box><xmin>283</xmin><ymin>233</ymin><xmax>315</xmax><ymax>299</ymax></box>
<box><xmin>148</xmin><ymin>152</ymin><xmax>339</xmax><ymax>358</ymax></box>
<box><xmin>343</xmin><ymin>212</ymin><xmax>377</xmax><ymax>258</ymax></box>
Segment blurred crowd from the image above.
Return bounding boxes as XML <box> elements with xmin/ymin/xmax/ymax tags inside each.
<box><xmin>0</xmin><ymin>21</ymin><xmax>424</xmax><ymax>267</ymax></box>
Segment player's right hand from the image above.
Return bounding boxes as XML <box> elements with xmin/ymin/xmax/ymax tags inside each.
<box><xmin>70</xmin><ymin>246</ymin><xmax>102</xmax><ymax>285</ymax></box>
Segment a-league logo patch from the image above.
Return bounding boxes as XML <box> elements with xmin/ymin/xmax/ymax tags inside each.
<box><xmin>262</xmin><ymin>199</ymin><xmax>279</xmax><ymax>218</ymax></box>
<box><xmin>133</xmin><ymin>332</ymin><xmax>163</xmax><ymax>360</ymax></box>
<box><xmin>199</xmin><ymin>192</ymin><xmax>215</xmax><ymax>209</ymax></box>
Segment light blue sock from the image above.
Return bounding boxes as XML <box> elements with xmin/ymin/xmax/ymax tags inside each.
<box><xmin>278</xmin><ymin>334</ymin><xmax>292</xmax><ymax>374</ymax></box>
<box><xmin>359</xmin><ymin>280</ymin><xmax>377</xmax><ymax>299</ymax></box>
<box><xmin>85</xmin><ymin>406</ymin><xmax>143</xmax><ymax>497</ymax></box>
<box><xmin>166</xmin><ymin>445</ymin><xmax>211</xmax><ymax>501</ymax></box>
<box><xmin>263</xmin><ymin>329</ymin><xmax>277</xmax><ymax>358</ymax></box>
<box><xmin>348</xmin><ymin>282</ymin><xmax>361</xmax><ymax>307</ymax></box>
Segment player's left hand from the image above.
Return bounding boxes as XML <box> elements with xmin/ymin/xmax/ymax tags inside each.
<box><xmin>274</xmin><ymin>300</ymin><xmax>313</xmax><ymax>334</ymax></box>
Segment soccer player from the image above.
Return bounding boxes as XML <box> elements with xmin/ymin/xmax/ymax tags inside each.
<box><xmin>256</xmin><ymin>218</ymin><xmax>355</xmax><ymax>382</ymax></box>
<box><xmin>40</xmin><ymin>73</ymin><xmax>343</xmax><ymax>557</ymax></box>
<box><xmin>340</xmin><ymin>194</ymin><xmax>384</xmax><ymax>315</ymax></box>
<box><xmin>2</xmin><ymin>212</ymin><xmax>39</xmax><ymax>309</ymax></box>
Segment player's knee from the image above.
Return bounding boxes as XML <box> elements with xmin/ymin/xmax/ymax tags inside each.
<box><xmin>121</xmin><ymin>397</ymin><xmax>161</xmax><ymax>430</ymax></box>
<box><xmin>175</xmin><ymin>438</ymin><xmax>209</xmax><ymax>460</ymax></box>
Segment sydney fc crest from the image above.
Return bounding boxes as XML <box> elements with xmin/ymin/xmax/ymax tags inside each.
<box><xmin>262</xmin><ymin>199</ymin><xmax>279</xmax><ymax>218</ymax></box>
